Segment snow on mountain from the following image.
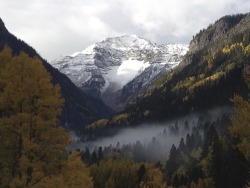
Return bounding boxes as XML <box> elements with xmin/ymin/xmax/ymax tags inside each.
<box><xmin>50</xmin><ymin>35</ymin><xmax>189</xmax><ymax>109</ymax></box>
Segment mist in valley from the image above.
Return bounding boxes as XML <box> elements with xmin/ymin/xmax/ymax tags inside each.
<box><xmin>69</xmin><ymin>106</ymin><xmax>232</xmax><ymax>164</ymax></box>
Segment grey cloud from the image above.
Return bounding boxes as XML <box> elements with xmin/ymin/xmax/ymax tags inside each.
<box><xmin>1</xmin><ymin>0</ymin><xmax>250</xmax><ymax>60</ymax></box>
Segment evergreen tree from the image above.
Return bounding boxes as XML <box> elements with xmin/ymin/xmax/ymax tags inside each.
<box><xmin>133</xmin><ymin>140</ymin><xmax>145</xmax><ymax>162</ymax></box>
<box><xmin>91</xmin><ymin>151</ymin><xmax>98</xmax><ymax>164</ymax></box>
<box><xmin>230</xmin><ymin>72</ymin><xmax>250</xmax><ymax>161</ymax></box>
<box><xmin>137</xmin><ymin>164</ymin><xmax>146</xmax><ymax>185</ymax></box>
<box><xmin>202</xmin><ymin>125</ymin><xmax>218</xmax><ymax>157</ymax></box>
<box><xmin>179</xmin><ymin>137</ymin><xmax>186</xmax><ymax>152</ymax></box>
<box><xmin>229</xmin><ymin>71</ymin><xmax>250</xmax><ymax>188</ymax></box>
<box><xmin>97</xmin><ymin>147</ymin><xmax>104</xmax><ymax>162</ymax></box>
<box><xmin>220</xmin><ymin>136</ymin><xmax>249</xmax><ymax>188</ymax></box>
<box><xmin>172</xmin><ymin>174</ymin><xmax>179</xmax><ymax>188</ymax></box>
<box><xmin>165</xmin><ymin>145</ymin><xmax>178</xmax><ymax>181</ymax></box>
<box><xmin>81</xmin><ymin>147</ymin><xmax>91</xmax><ymax>165</ymax></box>
<box><xmin>210</xmin><ymin>139</ymin><xmax>223</xmax><ymax>188</ymax></box>
<box><xmin>186</xmin><ymin>133</ymin><xmax>194</xmax><ymax>152</ymax></box>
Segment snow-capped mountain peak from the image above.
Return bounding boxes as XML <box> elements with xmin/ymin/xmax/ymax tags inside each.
<box><xmin>50</xmin><ymin>35</ymin><xmax>189</xmax><ymax>109</ymax></box>
<box><xmin>71</xmin><ymin>44</ymin><xmax>96</xmax><ymax>57</ymax></box>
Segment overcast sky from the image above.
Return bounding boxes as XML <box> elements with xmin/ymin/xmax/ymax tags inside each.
<box><xmin>0</xmin><ymin>0</ymin><xmax>250</xmax><ymax>61</ymax></box>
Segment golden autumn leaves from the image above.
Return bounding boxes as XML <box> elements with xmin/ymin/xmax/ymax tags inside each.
<box><xmin>0</xmin><ymin>47</ymin><xmax>93</xmax><ymax>188</ymax></box>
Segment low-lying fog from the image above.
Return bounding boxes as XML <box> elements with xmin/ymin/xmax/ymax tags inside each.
<box><xmin>69</xmin><ymin>107</ymin><xmax>232</xmax><ymax>163</ymax></box>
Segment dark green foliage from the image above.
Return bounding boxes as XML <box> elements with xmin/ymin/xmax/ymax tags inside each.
<box><xmin>210</xmin><ymin>139</ymin><xmax>223</xmax><ymax>188</ymax></box>
<box><xmin>172</xmin><ymin>174</ymin><xmax>179</xmax><ymax>188</ymax></box>
<box><xmin>91</xmin><ymin>151</ymin><xmax>98</xmax><ymax>165</ymax></box>
<box><xmin>179</xmin><ymin>138</ymin><xmax>186</xmax><ymax>152</ymax></box>
<box><xmin>202</xmin><ymin>125</ymin><xmax>219</xmax><ymax>158</ymax></box>
<box><xmin>81</xmin><ymin>148</ymin><xmax>91</xmax><ymax>165</ymax></box>
<box><xmin>165</xmin><ymin>145</ymin><xmax>178</xmax><ymax>179</ymax></box>
<box><xmin>97</xmin><ymin>147</ymin><xmax>104</xmax><ymax>162</ymax></box>
<box><xmin>133</xmin><ymin>140</ymin><xmax>146</xmax><ymax>162</ymax></box>
<box><xmin>137</xmin><ymin>164</ymin><xmax>146</xmax><ymax>184</ymax></box>
<box><xmin>109</xmin><ymin>13</ymin><xmax>250</xmax><ymax>129</ymax></box>
<box><xmin>90</xmin><ymin>159</ymin><xmax>168</xmax><ymax>188</ymax></box>
<box><xmin>164</xmin><ymin>122</ymin><xmax>249</xmax><ymax>187</ymax></box>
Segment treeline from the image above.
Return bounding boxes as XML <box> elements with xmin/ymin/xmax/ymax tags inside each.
<box><xmin>83</xmin><ymin>65</ymin><xmax>250</xmax><ymax>188</ymax></box>
<box><xmin>83</xmin><ymin>32</ymin><xmax>250</xmax><ymax>137</ymax></box>
<box><xmin>80</xmin><ymin>110</ymin><xmax>250</xmax><ymax>187</ymax></box>
<box><xmin>82</xmin><ymin>118</ymin><xmax>205</xmax><ymax>164</ymax></box>
<box><xmin>79</xmin><ymin>105</ymin><xmax>250</xmax><ymax>188</ymax></box>
<box><xmin>125</xmin><ymin>33</ymin><xmax>250</xmax><ymax>125</ymax></box>
<box><xmin>0</xmin><ymin>48</ymin><xmax>250</xmax><ymax>187</ymax></box>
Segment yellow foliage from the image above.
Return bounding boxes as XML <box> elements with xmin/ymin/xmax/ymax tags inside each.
<box><xmin>229</xmin><ymin>65</ymin><xmax>250</xmax><ymax>162</ymax></box>
<box><xmin>230</xmin><ymin>94</ymin><xmax>250</xmax><ymax>161</ymax></box>
<box><xmin>182</xmin><ymin>96</ymin><xmax>189</xmax><ymax>102</ymax></box>
<box><xmin>222</xmin><ymin>42</ymin><xmax>244</xmax><ymax>54</ymax></box>
<box><xmin>86</xmin><ymin>119</ymin><xmax>109</xmax><ymax>130</ymax></box>
<box><xmin>143</xmin><ymin>110</ymin><xmax>150</xmax><ymax>117</ymax></box>
<box><xmin>244</xmin><ymin>44</ymin><xmax>250</xmax><ymax>54</ymax></box>
<box><xmin>198</xmin><ymin>74</ymin><xmax>205</xmax><ymax>79</ymax></box>
<box><xmin>140</xmin><ymin>163</ymin><xmax>168</xmax><ymax>188</ymax></box>
<box><xmin>38</xmin><ymin>151</ymin><xmax>93</xmax><ymax>188</ymax></box>
<box><xmin>172</xmin><ymin>76</ymin><xmax>195</xmax><ymax>92</ymax></box>
<box><xmin>225</xmin><ymin>62</ymin><xmax>236</xmax><ymax>72</ymax></box>
<box><xmin>207</xmin><ymin>59</ymin><xmax>213</xmax><ymax>69</ymax></box>
<box><xmin>188</xmin><ymin>72</ymin><xmax>224</xmax><ymax>91</ymax></box>
<box><xmin>190</xmin><ymin>178</ymin><xmax>214</xmax><ymax>188</ymax></box>
<box><xmin>90</xmin><ymin>159</ymin><xmax>139</xmax><ymax>188</ymax></box>
<box><xmin>111</xmin><ymin>113</ymin><xmax>129</xmax><ymax>125</ymax></box>
<box><xmin>0</xmin><ymin>47</ymin><xmax>83</xmax><ymax>187</ymax></box>
<box><xmin>90</xmin><ymin>159</ymin><xmax>168</xmax><ymax>188</ymax></box>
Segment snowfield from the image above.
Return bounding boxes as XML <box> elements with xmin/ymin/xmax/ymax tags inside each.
<box><xmin>50</xmin><ymin>35</ymin><xmax>189</xmax><ymax>106</ymax></box>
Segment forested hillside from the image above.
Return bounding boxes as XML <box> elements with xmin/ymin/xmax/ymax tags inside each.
<box><xmin>85</xmin><ymin>13</ymin><xmax>250</xmax><ymax>134</ymax></box>
<box><xmin>1</xmin><ymin>12</ymin><xmax>250</xmax><ymax>188</ymax></box>
<box><xmin>0</xmin><ymin>18</ymin><xmax>113</xmax><ymax>134</ymax></box>
<box><xmin>78</xmin><ymin>13</ymin><xmax>250</xmax><ymax>188</ymax></box>
<box><xmin>124</xmin><ymin>13</ymin><xmax>250</xmax><ymax>124</ymax></box>
<box><xmin>0</xmin><ymin>48</ymin><xmax>93</xmax><ymax>187</ymax></box>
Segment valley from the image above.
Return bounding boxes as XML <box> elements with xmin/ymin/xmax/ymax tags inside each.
<box><xmin>1</xmin><ymin>9</ymin><xmax>250</xmax><ymax>188</ymax></box>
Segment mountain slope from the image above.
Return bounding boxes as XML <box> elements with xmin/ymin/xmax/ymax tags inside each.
<box><xmin>51</xmin><ymin>35</ymin><xmax>188</xmax><ymax>110</ymax></box>
<box><xmin>0</xmin><ymin>18</ymin><xmax>113</xmax><ymax>134</ymax></box>
<box><xmin>115</xmin><ymin>13</ymin><xmax>250</xmax><ymax>125</ymax></box>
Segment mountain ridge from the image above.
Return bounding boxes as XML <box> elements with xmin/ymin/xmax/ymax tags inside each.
<box><xmin>83</xmin><ymin>13</ymin><xmax>250</xmax><ymax>136</ymax></box>
<box><xmin>124</xmin><ymin>13</ymin><xmax>250</xmax><ymax>124</ymax></box>
<box><xmin>50</xmin><ymin>35</ymin><xmax>188</xmax><ymax>110</ymax></box>
<box><xmin>0</xmin><ymin>18</ymin><xmax>114</xmax><ymax>134</ymax></box>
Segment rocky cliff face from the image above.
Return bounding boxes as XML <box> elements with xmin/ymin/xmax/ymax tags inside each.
<box><xmin>178</xmin><ymin>13</ymin><xmax>248</xmax><ymax>69</ymax></box>
<box><xmin>51</xmin><ymin>35</ymin><xmax>188</xmax><ymax>110</ymax></box>
<box><xmin>122</xmin><ymin>13</ymin><xmax>250</xmax><ymax>125</ymax></box>
<box><xmin>189</xmin><ymin>14</ymin><xmax>247</xmax><ymax>54</ymax></box>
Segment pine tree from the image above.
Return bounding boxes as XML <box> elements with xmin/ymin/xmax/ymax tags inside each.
<box><xmin>230</xmin><ymin>71</ymin><xmax>250</xmax><ymax>161</ymax></box>
<box><xmin>179</xmin><ymin>137</ymin><xmax>186</xmax><ymax>152</ymax></box>
<box><xmin>91</xmin><ymin>151</ymin><xmax>98</xmax><ymax>165</ymax></box>
<box><xmin>202</xmin><ymin>125</ymin><xmax>218</xmax><ymax>158</ymax></box>
<box><xmin>229</xmin><ymin>71</ymin><xmax>250</xmax><ymax>188</ymax></box>
<box><xmin>97</xmin><ymin>147</ymin><xmax>104</xmax><ymax>162</ymax></box>
<box><xmin>165</xmin><ymin>145</ymin><xmax>178</xmax><ymax>180</ymax></box>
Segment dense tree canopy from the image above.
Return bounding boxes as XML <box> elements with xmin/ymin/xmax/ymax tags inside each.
<box><xmin>0</xmin><ymin>47</ymin><xmax>93</xmax><ymax>187</ymax></box>
<box><xmin>230</xmin><ymin>71</ymin><xmax>250</xmax><ymax>162</ymax></box>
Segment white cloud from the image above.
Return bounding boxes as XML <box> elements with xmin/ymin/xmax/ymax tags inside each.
<box><xmin>0</xmin><ymin>0</ymin><xmax>250</xmax><ymax>60</ymax></box>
